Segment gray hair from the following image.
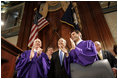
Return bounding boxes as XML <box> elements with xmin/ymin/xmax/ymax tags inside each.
<box><xmin>58</xmin><ymin>38</ymin><xmax>66</xmax><ymax>46</ymax></box>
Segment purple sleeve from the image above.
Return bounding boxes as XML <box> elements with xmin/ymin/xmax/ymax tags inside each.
<box><xmin>37</xmin><ymin>52</ymin><xmax>51</xmax><ymax>78</ymax></box>
<box><xmin>70</xmin><ymin>41</ymin><xmax>98</xmax><ymax>66</ymax></box>
<box><xmin>16</xmin><ymin>51</ymin><xmax>50</xmax><ymax>78</ymax></box>
<box><xmin>16</xmin><ymin>50</ymin><xmax>31</xmax><ymax>71</ymax></box>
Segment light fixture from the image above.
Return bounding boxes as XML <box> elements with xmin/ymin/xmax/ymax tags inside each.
<box><xmin>1</xmin><ymin>21</ymin><xmax>4</xmax><ymax>26</ymax></box>
<box><xmin>1</xmin><ymin>10</ymin><xmax>6</xmax><ymax>13</ymax></box>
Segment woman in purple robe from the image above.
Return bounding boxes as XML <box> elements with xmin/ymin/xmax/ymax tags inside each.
<box><xmin>15</xmin><ymin>38</ymin><xmax>50</xmax><ymax>78</ymax></box>
<box><xmin>69</xmin><ymin>30</ymin><xmax>98</xmax><ymax>66</ymax></box>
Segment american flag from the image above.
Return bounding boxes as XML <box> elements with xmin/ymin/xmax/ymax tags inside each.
<box><xmin>28</xmin><ymin>10</ymin><xmax>49</xmax><ymax>47</ymax></box>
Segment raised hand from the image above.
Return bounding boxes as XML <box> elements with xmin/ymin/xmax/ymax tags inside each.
<box><xmin>112</xmin><ymin>67</ymin><xmax>117</xmax><ymax>77</ymax></box>
<box><xmin>30</xmin><ymin>47</ymin><xmax>35</xmax><ymax>61</ymax></box>
<box><xmin>37</xmin><ymin>48</ymin><xmax>43</xmax><ymax>56</ymax></box>
<box><xmin>60</xmin><ymin>46</ymin><xmax>69</xmax><ymax>57</ymax></box>
<box><xmin>70</xmin><ymin>38</ymin><xmax>76</xmax><ymax>50</ymax></box>
<box><xmin>61</xmin><ymin>47</ymin><xmax>67</xmax><ymax>53</ymax></box>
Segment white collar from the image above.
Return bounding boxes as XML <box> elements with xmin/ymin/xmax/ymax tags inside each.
<box><xmin>99</xmin><ymin>50</ymin><xmax>102</xmax><ymax>53</ymax></box>
<box><xmin>98</xmin><ymin>50</ymin><xmax>102</xmax><ymax>54</ymax></box>
<box><xmin>100</xmin><ymin>50</ymin><xmax>102</xmax><ymax>53</ymax></box>
<box><xmin>59</xmin><ymin>49</ymin><xmax>64</xmax><ymax>54</ymax></box>
<box><xmin>76</xmin><ymin>39</ymin><xmax>83</xmax><ymax>45</ymax></box>
<box><xmin>34</xmin><ymin>49</ymin><xmax>37</xmax><ymax>52</ymax></box>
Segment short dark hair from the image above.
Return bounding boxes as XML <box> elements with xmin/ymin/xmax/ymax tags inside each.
<box><xmin>71</xmin><ymin>30</ymin><xmax>81</xmax><ymax>34</ymax></box>
<box><xmin>71</xmin><ymin>30</ymin><xmax>82</xmax><ymax>38</ymax></box>
<box><xmin>47</xmin><ymin>47</ymin><xmax>53</xmax><ymax>50</ymax></box>
<box><xmin>45</xmin><ymin>47</ymin><xmax>53</xmax><ymax>53</ymax></box>
<box><xmin>113</xmin><ymin>45</ymin><xmax>117</xmax><ymax>55</ymax></box>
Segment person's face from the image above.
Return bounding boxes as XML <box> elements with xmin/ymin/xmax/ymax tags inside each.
<box><xmin>33</xmin><ymin>39</ymin><xmax>42</xmax><ymax>48</ymax></box>
<box><xmin>58</xmin><ymin>39</ymin><xmax>66</xmax><ymax>48</ymax></box>
<box><xmin>47</xmin><ymin>48</ymin><xmax>54</xmax><ymax>55</ymax></box>
<box><xmin>94</xmin><ymin>42</ymin><xmax>102</xmax><ymax>52</ymax></box>
<box><xmin>71</xmin><ymin>32</ymin><xmax>79</xmax><ymax>42</ymax></box>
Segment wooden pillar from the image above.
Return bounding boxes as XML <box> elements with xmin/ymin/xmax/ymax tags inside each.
<box><xmin>17</xmin><ymin>2</ymin><xmax>40</xmax><ymax>50</ymax></box>
<box><xmin>1</xmin><ymin>37</ymin><xmax>23</xmax><ymax>78</ymax></box>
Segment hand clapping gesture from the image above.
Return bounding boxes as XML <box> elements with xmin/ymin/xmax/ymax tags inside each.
<box><xmin>30</xmin><ymin>47</ymin><xmax>35</xmax><ymax>61</ymax></box>
<box><xmin>60</xmin><ymin>44</ymin><xmax>69</xmax><ymax>57</ymax></box>
<box><xmin>30</xmin><ymin>47</ymin><xmax>43</xmax><ymax>61</ymax></box>
<box><xmin>37</xmin><ymin>48</ymin><xmax>43</xmax><ymax>56</ymax></box>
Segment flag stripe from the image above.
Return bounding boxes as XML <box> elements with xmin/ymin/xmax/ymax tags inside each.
<box><xmin>29</xmin><ymin>19</ymin><xmax>48</xmax><ymax>40</ymax></box>
<box><xmin>38</xmin><ymin>21</ymin><xmax>48</xmax><ymax>29</ymax></box>
<box><xmin>28</xmin><ymin>32</ymin><xmax>38</xmax><ymax>47</ymax></box>
<box><xmin>38</xmin><ymin>19</ymin><xmax>48</xmax><ymax>26</ymax></box>
<box><xmin>30</xmin><ymin>35</ymin><xmax>38</xmax><ymax>47</ymax></box>
<box><xmin>38</xmin><ymin>22</ymin><xmax>49</xmax><ymax>31</ymax></box>
<box><xmin>28</xmin><ymin>11</ymin><xmax>49</xmax><ymax>47</ymax></box>
<box><xmin>29</xmin><ymin>27</ymin><xmax>38</xmax><ymax>42</ymax></box>
<box><xmin>38</xmin><ymin>17</ymin><xmax>45</xmax><ymax>23</ymax></box>
<box><xmin>38</xmin><ymin>18</ymin><xmax>46</xmax><ymax>26</ymax></box>
<box><xmin>30</xmin><ymin>17</ymin><xmax>44</xmax><ymax>32</ymax></box>
<box><xmin>30</xmin><ymin>24</ymin><xmax>37</xmax><ymax>34</ymax></box>
<box><xmin>31</xmin><ymin>24</ymin><xmax>36</xmax><ymax>31</ymax></box>
<box><xmin>28</xmin><ymin>26</ymin><xmax>38</xmax><ymax>45</ymax></box>
<box><xmin>28</xmin><ymin>30</ymin><xmax>38</xmax><ymax>45</ymax></box>
<box><xmin>29</xmin><ymin>26</ymin><xmax>38</xmax><ymax>39</ymax></box>
<box><xmin>28</xmin><ymin>34</ymin><xmax>38</xmax><ymax>47</ymax></box>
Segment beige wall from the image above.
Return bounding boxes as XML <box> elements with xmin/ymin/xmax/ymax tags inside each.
<box><xmin>104</xmin><ymin>11</ymin><xmax>117</xmax><ymax>43</ymax></box>
<box><xmin>6</xmin><ymin>36</ymin><xmax>18</xmax><ymax>46</ymax></box>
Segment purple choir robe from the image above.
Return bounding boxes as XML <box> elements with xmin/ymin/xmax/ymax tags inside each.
<box><xmin>69</xmin><ymin>40</ymin><xmax>98</xmax><ymax>66</ymax></box>
<box><xmin>15</xmin><ymin>50</ymin><xmax>50</xmax><ymax>78</ymax></box>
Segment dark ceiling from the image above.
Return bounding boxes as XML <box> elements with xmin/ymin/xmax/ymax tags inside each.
<box><xmin>1</xmin><ymin>1</ymin><xmax>117</xmax><ymax>14</ymax></box>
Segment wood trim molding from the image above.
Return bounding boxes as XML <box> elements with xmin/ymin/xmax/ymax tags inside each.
<box><xmin>2</xmin><ymin>37</ymin><xmax>23</xmax><ymax>56</ymax></box>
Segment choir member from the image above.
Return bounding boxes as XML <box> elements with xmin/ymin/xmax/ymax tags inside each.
<box><xmin>46</xmin><ymin>47</ymin><xmax>54</xmax><ymax>60</ymax></box>
<box><xmin>16</xmin><ymin>38</ymin><xmax>49</xmax><ymax>78</ymax></box>
<box><xmin>69</xmin><ymin>30</ymin><xmax>98</xmax><ymax>66</ymax></box>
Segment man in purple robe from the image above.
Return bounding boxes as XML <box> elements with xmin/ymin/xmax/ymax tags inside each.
<box><xmin>16</xmin><ymin>38</ymin><xmax>50</xmax><ymax>78</ymax></box>
<box><xmin>48</xmin><ymin>38</ymin><xmax>70</xmax><ymax>78</ymax></box>
<box><xmin>69</xmin><ymin>30</ymin><xmax>98</xmax><ymax>66</ymax></box>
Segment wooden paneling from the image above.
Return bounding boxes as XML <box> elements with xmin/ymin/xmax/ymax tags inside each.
<box><xmin>2</xmin><ymin>1</ymin><xmax>116</xmax><ymax>78</ymax></box>
<box><xmin>39</xmin><ymin>8</ymin><xmax>64</xmax><ymax>51</ymax></box>
<box><xmin>77</xmin><ymin>1</ymin><xmax>116</xmax><ymax>56</ymax></box>
<box><xmin>1</xmin><ymin>49</ymin><xmax>16</xmax><ymax>78</ymax></box>
<box><xmin>17</xmin><ymin>1</ymin><xmax>116</xmax><ymax>56</ymax></box>
<box><xmin>1</xmin><ymin>37</ymin><xmax>23</xmax><ymax>78</ymax></box>
<box><xmin>17</xmin><ymin>2</ymin><xmax>40</xmax><ymax>50</ymax></box>
<box><xmin>38</xmin><ymin>8</ymin><xmax>74</xmax><ymax>52</ymax></box>
<box><xmin>17</xmin><ymin>2</ymin><xmax>74</xmax><ymax>52</ymax></box>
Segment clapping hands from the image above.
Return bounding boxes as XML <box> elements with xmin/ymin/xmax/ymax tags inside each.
<box><xmin>37</xmin><ymin>48</ymin><xmax>43</xmax><ymax>56</ymax></box>
<box><xmin>30</xmin><ymin>47</ymin><xmax>43</xmax><ymax>61</ymax></box>
<box><xmin>59</xmin><ymin>44</ymin><xmax>69</xmax><ymax>57</ymax></box>
<box><xmin>30</xmin><ymin>47</ymin><xmax>35</xmax><ymax>60</ymax></box>
<box><xmin>70</xmin><ymin>38</ymin><xmax>76</xmax><ymax>50</ymax></box>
